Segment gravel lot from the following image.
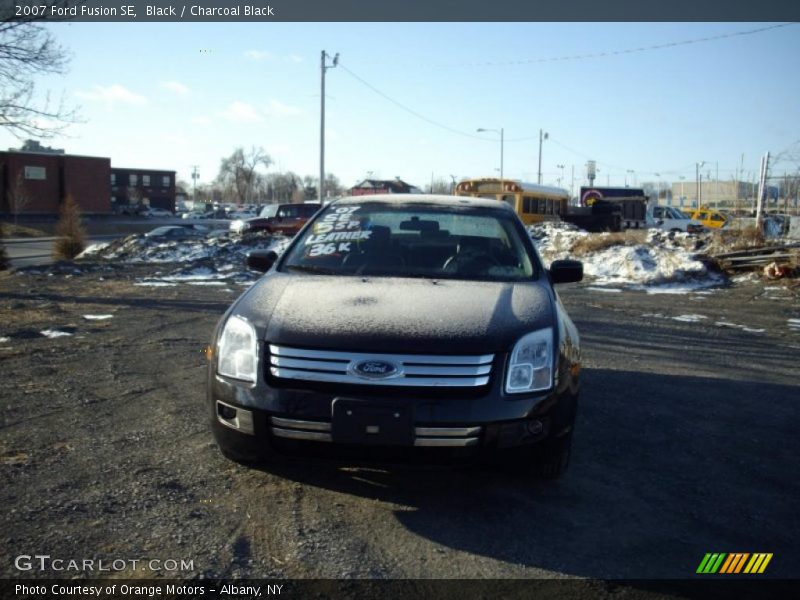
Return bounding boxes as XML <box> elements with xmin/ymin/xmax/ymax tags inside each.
<box><xmin>1</xmin><ymin>262</ymin><xmax>798</xmax><ymax>588</ymax></box>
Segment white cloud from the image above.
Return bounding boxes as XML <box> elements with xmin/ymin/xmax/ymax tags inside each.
<box><xmin>262</xmin><ymin>99</ymin><xmax>302</xmax><ymax>117</ymax></box>
<box><xmin>288</xmin><ymin>54</ymin><xmax>303</xmax><ymax>63</ymax></box>
<box><xmin>190</xmin><ymin>115</ymin><xmax>212</xmax><ymax>125</ymax></box>
<box><xmin>220</xmin><ymin>101</ymin><xmax>263</xmax><ymax>123</ymax></box>
<box><xmin>161</xmin><ymin>81</ymin><xmax>190</xmax><ymax>95</ymax></box>
<box><xmin>244</xmin><ymin>50</ymin><xmax>273</xmax><ymax>61</ymax></box>
<box><xmin>75</xmin><ymin>84</ymin><xmax>147</xmax><ymax>106</ymax></box>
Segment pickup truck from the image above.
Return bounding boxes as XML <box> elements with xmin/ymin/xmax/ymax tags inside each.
<box><xmin>646</xmin><ymin>205</ymin><xmax>705</xmax><ymax>233</ymax></box>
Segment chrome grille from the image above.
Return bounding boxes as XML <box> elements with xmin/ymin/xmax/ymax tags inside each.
<box><xmin>268</xmin><ymin>345</ymin><xmax>494</xmax><ymax>387</ymax></box>
<box><xmin>269</xmin><ymin>417</ymin><xmax>482</xmax><ymax>447</ymax></box>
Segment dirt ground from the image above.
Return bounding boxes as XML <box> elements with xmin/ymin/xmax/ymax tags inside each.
<box><xmin>1</xmin><ymin>261</ymin><xmax>798</xmax><ymax>591</ymax></box>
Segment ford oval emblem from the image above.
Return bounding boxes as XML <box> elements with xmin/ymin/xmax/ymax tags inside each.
<box><xmin>349</xmin><ymin>359</ymin><xmax>401</xmax><ymax>380</ymax></box>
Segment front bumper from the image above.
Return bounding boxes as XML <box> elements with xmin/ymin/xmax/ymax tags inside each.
<box><xmin>208</xmin><ymin>355</ymin><xmax>577</xmax><ymax>459</ymax></box>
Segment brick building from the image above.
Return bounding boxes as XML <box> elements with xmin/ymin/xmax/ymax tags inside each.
<box><xmin>0</xmin><ymin>150</ymin><xmax>111</xmax><ymax>214</ymax></box>
<box><xmin>0</xmin><ymin>146</ymin><xmax>177</xmax><ymax>215</ymax></box>
<box><xmin>111</xmin><ymin>168</ymin><xmax>177</xmax><ymax>213</ymax></box>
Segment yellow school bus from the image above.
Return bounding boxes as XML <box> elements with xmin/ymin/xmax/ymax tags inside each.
<box><xmin>454</xmin><ymin>178</ymin><xmax>570</xmax><ymax>225</ymax></box>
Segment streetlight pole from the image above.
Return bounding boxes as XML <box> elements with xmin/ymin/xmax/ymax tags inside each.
<box><xmin>626</xmin><ymin>169</ymin><xmax>634</xmax><ymax>187</ymax></box>
<box><xmin>537</xmin><ymin>129</ymin><xmax>548</xmax><ymax>184</ymax></box>
<box><xmin>654</xmin><ymin>172</ymin><xmax>661</xmax><ymax>205</ymax></box>
<box><xmin>477</xmin><ymin>127</ymin><xmax>504</xmax><ymax>184</ymax></box>
<box><xmin>695</xmin><ymin>161</ymin><xmax>705</xmax><ymax>209</ymax></box>
<box><xmin>320</xmin><ymin>50</ymin><xmax>338</xmax><ymax>202</ymax></box>
<box><xmin>556</xmin><ymin>164</ymin><xmax>565</xmax><ymax>188</ymax></box>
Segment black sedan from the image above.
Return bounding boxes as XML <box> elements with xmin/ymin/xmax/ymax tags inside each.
<box><xmin>207</xmin><ymin>195</ymin><xmax>583</xmax><ymax>478</ymax></box>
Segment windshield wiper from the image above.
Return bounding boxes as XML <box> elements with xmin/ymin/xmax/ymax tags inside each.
<box><xmin>283</xmin><ymin>264</ymin><xmax>338</xmax><ymax>275</ymax></box>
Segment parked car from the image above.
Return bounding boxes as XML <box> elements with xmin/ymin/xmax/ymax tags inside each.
<box><xmin>683</xmin><ymin>207</ymin><xmax>729</xmax><ymax>229</ymax></box>
<box><xmin>646</xmin><ymin>205</ymin><xmax>705</xmax><ymax>233</ymax></box>
<box><xmin>230</xmin><ymin>202</ymin><xmax>321</xmax><ymax>235</ymax></box>
<box><xmin>143</xmin><ymin>226</ymin><xmax>206</xmax><ymax>240</ymax></box>
<box><xmin>142</xmin><ymin>208</ymin><xmax>174</xmax><ymax>218</ymax></box>
<box><xmin>208</xmin><ymin>194</ymin><xmax>583</xmax><ymax>478</ymax></box>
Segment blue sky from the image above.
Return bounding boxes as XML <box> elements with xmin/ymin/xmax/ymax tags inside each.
<box><xmin>4</xmin><ymin>22</ymin><xmax>799</xmax><ymax>194</ymax></box>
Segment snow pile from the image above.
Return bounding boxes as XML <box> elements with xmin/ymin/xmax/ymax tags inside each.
<box><xmin>81</xmin><ymin>232</ymin><xmax>292</xmax><ymax>285</ymax></box>
<box><xmin>529</xmin><ymin>223</ymin><xmax>724</xmax><ymax>291</ymax></box>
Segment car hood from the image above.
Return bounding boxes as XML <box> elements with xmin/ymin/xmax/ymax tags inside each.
<box><xmin>232</xmin><ymin>272</ymin><xmax>554</xmax><ymax>354</ymax></box>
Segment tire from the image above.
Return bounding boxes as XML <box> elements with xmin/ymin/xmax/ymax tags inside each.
<box><xmin>535</xmin><ymin>430</ymin><xmax>573</xmax><ymax>480</ymax></box>
<box><xmin>507</xmin><ymin>394</ymin><xmax>577</xmax><ymax>480</ymax></box>
<box><xmin>219</xmin><ymin>444</ymin><xmax>262</xmax><ymax>466</ymax></box>
<box><xmin>211</xmin><ymin>418</ymin><xmax>269</xmax><ymax>466</ymax></box>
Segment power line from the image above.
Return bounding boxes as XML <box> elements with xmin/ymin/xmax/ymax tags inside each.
<box><xmin>424</xmin><ymin>23</ymin><xmax>797</xmax><ymax>69</ymax></box>
<box><xmin>337</xmin><ymin>62</ymin><xmax>488</xmax><ymax>141</ymax></box>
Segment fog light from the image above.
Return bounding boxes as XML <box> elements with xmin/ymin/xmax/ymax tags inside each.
<box><xmin>526</xmin><ymin>419</ymin><xmax>543</xmax><ymax>435</ymax></box>
<box><xmin>218</xmin><ymin>403</ymin><xmax>237</xmax><ymax>420</ymax></box>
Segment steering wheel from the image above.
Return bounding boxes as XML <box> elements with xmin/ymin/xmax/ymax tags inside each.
<box><xmin>443</xmin><ymin>253</ymin><xmax>500</xmax><ymax>275</ymax></box>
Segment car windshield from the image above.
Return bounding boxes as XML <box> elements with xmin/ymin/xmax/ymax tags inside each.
<box><xmin>665</xmin><ymin>207</ymin><xmax>688</xmax><ymax>219</ymax></box>
<box><xmin>281</xmin><ymin>202</ymin><xmax>537</xmax><ymax>281</ymax></box>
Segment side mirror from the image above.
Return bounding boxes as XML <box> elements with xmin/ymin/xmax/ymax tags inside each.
<box><xmin>247</xmin><ymin>250</ymin><xmax>278</xmax><ymax>273</ymax></box>
<box><xmin>549</xmin><ymin>259</ymin><xmax>583</xmax><ymax>284</ymax></box>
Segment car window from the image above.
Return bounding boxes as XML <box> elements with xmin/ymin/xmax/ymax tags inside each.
<box><xmin>281</xmin><ymin>203</ymin><xmax>536</xmax><ymax>282</ymax></box>
<box><xmin>653</xmin><ymin>207</ymin><xmax>664</xmax><ymax>218</ymax></box>
<box><xmin>259</xmin><ymin>205</ymin><xmax>278</xmax><ymax>218</ymax></box>
<box><xmin>696</xmin><ymin>212</ymin><xmax>708</xmax><ymax>220</ymax></box>
<box><xmin>711</xmin><ymin>213</ymin><xmax>725</xmax><ymax>222</ymax></box>
<box><xmin>666</xmin><ymin>208</ymin><xmax>685</xmax><ymax>219</ymax></box>
<box><xmin>298</xmin><ymin>204</ymin><xmax>322</xmax><ymax>217</ymax></box>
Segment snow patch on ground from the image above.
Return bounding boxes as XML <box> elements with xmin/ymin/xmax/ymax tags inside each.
<box><xmin>76</xmin><ymin>242</ymin><xmax>109</xmax><ymax>258</ymax></box>
<box><xmin>81</xmin><ymin>231</ymin><xmax>292</xmax><ymax>287</ymax></box>
<box><xmin>530</xmin><ymin>222</ymin><xmax>723</xmax><ymax>292</ymax></box>
<box><xmin>789</xmin><ymin>319</ymin><xmax>800</xmax><ymax>330</ymax></box>
<box><xmin>83</xmin><ymin>314</ymin><xmax>114</xmax><ymax>320</ymax></box>
<box><xmin>0</xmin><ymin>336</ymin><xmax>10</xmax><ymax>343</ymax></box>
<box><xmin>672</xmin><ymin>314</ymin><xmax>708</xmax><ymax>323</ymax></box>
<box><xmin>40</xmin><ymin>329</ymin><xmax>73</xmax><ymax>338</ymax></box>
<box><xmin>715</xmin><ymin>321</ymin><xmax>765</xmax><ymax>334</ymax></box>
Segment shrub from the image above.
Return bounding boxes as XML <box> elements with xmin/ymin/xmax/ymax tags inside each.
<box><xmin>0</xmin><ymin>222</ymin><xmax>9</xmax><ymax>270</ymax></box>
<box><xmin>53</xmin><ymin>194</ymin><xmax>86</xmax><ymax>261</ymax></box>
<box><xmin>569</xmin><ymin>230</ymin><xmax>647</xmax><ymax>256</ymax></box>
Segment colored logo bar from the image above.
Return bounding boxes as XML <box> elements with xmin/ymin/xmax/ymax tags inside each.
<box><xmin>697</xmin><ymin>553</ymin><xmax>773</xmax><ymax>574</ymax></box>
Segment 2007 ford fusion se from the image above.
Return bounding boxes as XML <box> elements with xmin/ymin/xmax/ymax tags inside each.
<box><xmin>207</xmin><ymin>194</ymin><xmax>583</xmax><ymax>478</ymax></box>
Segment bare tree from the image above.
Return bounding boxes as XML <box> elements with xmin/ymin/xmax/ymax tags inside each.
<box><xmin>216</xmin><ymin>146</ymin><xmax>273</xmax><ymax>205</ymax></box>
<box><xmin>425</xmin><ymin>177</ymin><xmax>451</xmax><ymax>195</ymax></box>
<box><xmin>0</xmin><ymin>2</ymin><xmax>82</xmax><ymax>138</ymax></box>
<box><xmin>324</xmin><ymin>173</ymin><xmax>345</xmax><ymax>198</ymax></box>
<box><xmin>8</xmin><ymin>171</ymin><xmax>31</xmax><ymax>225</ymax></box>
<box><xmin>126</xmin><ymin>186</ymin><xmax>143</xmax><ymax>213</ymax></box>
<box><xmin>264</xmin><ymin>171</ymin><xmax>300</xmax><ymax>202</ymax></box>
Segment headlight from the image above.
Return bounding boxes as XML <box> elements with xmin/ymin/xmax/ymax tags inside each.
<box><xmin>217</xmin><ymin>315</ymin><xmax>258</xmax><ymax>382</ymax></box>
<box><xmin>505</xmin><ymin>328</ymin><xmax>553</xmax><ymax>394</ymax></box>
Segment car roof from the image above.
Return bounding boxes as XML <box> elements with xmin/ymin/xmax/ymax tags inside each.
<box><xmin>332</xmin><ymin>193</ymin><xmax>514</xmax><ymax>211</ymax></box>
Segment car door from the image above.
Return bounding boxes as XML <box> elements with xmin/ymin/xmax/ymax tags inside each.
<box><xmin>275</xmin><ymin>205</ymin><xmax>301</xmax><ymax>234</ymax></box>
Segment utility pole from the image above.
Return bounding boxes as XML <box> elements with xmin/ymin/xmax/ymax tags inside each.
<box><xmin>537</xmin><ymin>129</ymin><xmax>548</xmax><ymax>184</ymax></box>
<box><xmin>756</xmin><ymin>152</ymin><xmax>770</xmax><ymax>230</ymax></box>
<box><xmin>320</xmin><ymin>50</ymin><xmax>338</xmax><ymax>202</ymax></box>
<box><xmin>570</xmin><ymin>165</ymin><xmax>575</xmax><ymax>200</ymax></box>
<box><xmin>191</xmin><ymin>165</ymin><xmax>199</xmax><ymax>206</ymax></box>
<box><xmin>696</xmin><ymin>161</ymin><xmax>705</xmax><ymax>209</ymax></box>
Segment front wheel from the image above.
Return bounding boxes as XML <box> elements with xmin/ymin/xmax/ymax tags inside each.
<box><xmin>535</xmin><ymin>430</ymin><xmax>573</xmax><ymax>479</ymax></box>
